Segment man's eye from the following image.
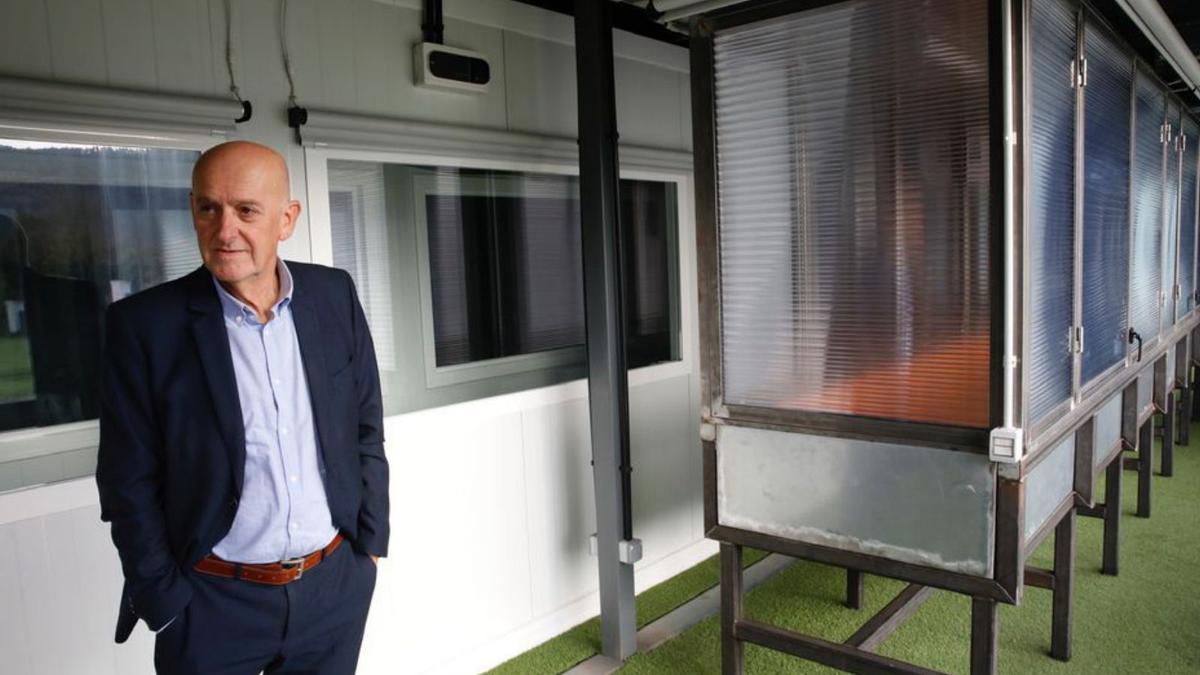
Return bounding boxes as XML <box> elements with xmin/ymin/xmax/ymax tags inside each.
<box><xmin>199</xmin><ymin>205</ymin><xmax>217</xmax><ymax>214</ymax></box>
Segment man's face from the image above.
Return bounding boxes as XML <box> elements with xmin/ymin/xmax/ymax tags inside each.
<box><xmin>190</xmin><ymin>145</ymin><xmax>300</xmax><ymax>285</ymax></box>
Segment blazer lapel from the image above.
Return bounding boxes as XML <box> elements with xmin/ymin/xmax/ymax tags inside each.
<box><xmin>186</xmin><ymin>268</ymin><xmax>247</xmax><ymax>495</ymax></box>
<box><xmin>290</xmin><ymin>285</ymin><xmax>335</xmax><ymax>462</ymax></box>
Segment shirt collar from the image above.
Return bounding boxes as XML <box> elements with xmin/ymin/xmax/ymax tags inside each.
<box><xmin>211</xmin><ymin>258</ymin><xmax>294</xmax><ymax>325</ymax></box>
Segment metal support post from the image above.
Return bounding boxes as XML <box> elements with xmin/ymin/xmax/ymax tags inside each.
<box><xmin>846</xmin><ymin>569</ymin><xmax>864</xmax><ymax>610</ymax></box>
<box><xmin>1162</xmin><ymin>391</ymin><xmax>1175</xmax><ymax>477</ymax></box>
<box><xmin>1181</xmin><ymin>385</ymin><xmax>1192</xmax><ymax>445</ymax></box>
<box><xmin>1192</xmin><ymin>364</ymin><xmax>1200</xmax><ymax>421</ymax></box>
<box><xmin>970</xmin><ymin>597</ymin><xmax>998</xmax><ymax>675</ymax></box>
<box><xmin>1137</xmin><ymin>419</ymin><xmax>1153</xmax><ymax>517</ymax></box>
<box><xmin>721</xmin><ymin>543</ymin><xmax>744</xmax><ymax>675</ymax></box>
<box><xmin>575</xmin><ymin>0</ymin><xmax>637</xmax><ymax>660</ymax></box>
<box><xmin>1102</xmin><ymin>456</ymin><xmax>1121</xmax><ymax>575</ymax></box>
<box><xmin>1050</xmin><ymin>509</ymin><xmax>1075</xmax><ymax>661</ymax></box>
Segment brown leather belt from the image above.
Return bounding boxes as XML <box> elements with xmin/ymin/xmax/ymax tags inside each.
<box><xmin>193</xmin><ymin>533</ymin><xmax>344</xmax><ymax>585</ymax></box>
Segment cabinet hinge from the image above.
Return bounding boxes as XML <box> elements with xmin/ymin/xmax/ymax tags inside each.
<box><xmin>1070</xmin><ymin>58</ymin><xmax>1088</xmax><ymax>88</ymax></box>
<box><xmin>1069</xmin><ymin>325</ymin><xmax>1085</xmax><ymax>354</ymax></box>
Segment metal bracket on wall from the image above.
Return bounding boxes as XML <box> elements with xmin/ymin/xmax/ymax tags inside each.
<box><xmin>589</xmin><ymin>534</ymin><xmax>645</xmax><ymax>564</ymax></box>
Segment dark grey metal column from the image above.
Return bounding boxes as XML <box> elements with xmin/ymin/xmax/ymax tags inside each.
<box><xmin>574</xmin><ymin>0</ymin><xmax>637</xmax><ymax>661</ymax></box>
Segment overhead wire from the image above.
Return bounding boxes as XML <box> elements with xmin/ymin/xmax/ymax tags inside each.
<box><xmin>280</xmin><ymin>0</ymin><xmax>298</xmax><ymax>108</ymax></box>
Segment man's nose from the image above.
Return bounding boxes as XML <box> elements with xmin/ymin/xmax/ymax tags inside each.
<box><xmin>215</xmin><ymin>207</ymin><xmax>240</xmax><ymax>241</ymax></box>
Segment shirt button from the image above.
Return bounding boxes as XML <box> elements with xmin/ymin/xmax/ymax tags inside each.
<box><xmin>290</xmin><ymin>522</ymin><xmax>298</xmax><ymax>531</ymax></box>
<box><xmin>281</xmin><ymin>427</ymin><xmax>289</xmax><ymax>436</ymax></box>
<box><xmin>289</xmin><ymin>475</ymin><xmax>298</xmax><ymax>483</ymax></box>
<box><xmin>273</xmin><ymin>378</ymin><xmax>281</xmax><ymax>386</ymax></box>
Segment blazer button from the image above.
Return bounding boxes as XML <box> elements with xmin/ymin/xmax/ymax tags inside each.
<box><xmin>230</xmin><ymin>497</ymin><xmax>239</xmax><ymax>509</ymax></box>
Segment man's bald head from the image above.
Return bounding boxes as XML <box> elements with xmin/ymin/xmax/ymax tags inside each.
<box><xmin>192</xmin><ymin>140</ymin><xmax>292</xmax><ymax>199</ymax></box>
<box><xmin>190</xmin><ymin>141</ymin><xmax>301</xmax><ymax>291</ymax></box>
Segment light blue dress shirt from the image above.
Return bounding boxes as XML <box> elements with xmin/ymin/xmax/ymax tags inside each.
<box><xmin>209</xmin><ymin>260</ymin><xmax>339</xmax><ymax>564</ymax></box>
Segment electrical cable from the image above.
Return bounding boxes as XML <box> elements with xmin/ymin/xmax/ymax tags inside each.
<box><xmin>224</xmin><ymin>0</ymin><xmax>252</xmax><ymax>122</ymax></box>
<box><xmin>280</xmin><ymin>0</ymin><xmax>298</xmax><ymax>108</ymax></box>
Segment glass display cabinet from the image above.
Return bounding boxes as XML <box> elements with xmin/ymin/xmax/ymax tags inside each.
<box><xmin>689</xmin><ymin>0</ymin><xmax>1199</xmax><ymax>672</ymax></box>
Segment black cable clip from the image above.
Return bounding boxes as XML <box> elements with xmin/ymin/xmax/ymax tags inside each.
<box><xmin>1128</xmin><ymin>328</ymin><xmax>1143</xmax><ymax>363</ymax></box>
<box><xmin>287</xmin><ymin>105</ymin><xmax>308</xmax><ymax>144</ymax></box>
<box><xmin>235</xmin><ymin>100</ymin><xmax>252</xmax><ymax>124</ymax></box>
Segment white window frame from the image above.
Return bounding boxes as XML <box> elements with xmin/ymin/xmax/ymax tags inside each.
<box><xmin>304</xmin><ymin>144</ymin><xmax>697</xmax><ymax>407</ymax></box>
<box><xmin>0</xmin><ymin>121</ymin><xmax>220</xmax><ymax>471</ymax></box>
<box><xmin>410</xmin><ymin>169</ymin><xmax>587</xmax><ymax>388</ymax></box>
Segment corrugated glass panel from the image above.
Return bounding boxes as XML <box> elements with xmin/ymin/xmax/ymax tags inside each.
<box><xmin>1080</xmin><ymin>19</ymin><xmax>1131</xmax><ymax>386</ymax></box>
<box><xmin>1181</xmin><ymin>115</ymin><xmax>1199</xmax><ymax>321</ymax></box>
<box><xmin>712</xmin><ymin>0</ymin><xmax>992</xmax><ymax>428</ymax></box>
<box><xmin>1131</xmin><ymin>70</ymin><xmax>1165</xmax><ymax>342</ymax></box>
<box><xmin>1027</xmin><ymin>0</ymin><xmax>1077</xmax><ymax>425</ymax></box>
<box><xmin>1162</xmin><ymin>101</ymin><xmax>1181</xmax><ymax>331</ymax></box>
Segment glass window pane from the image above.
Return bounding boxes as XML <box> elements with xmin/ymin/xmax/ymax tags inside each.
<box><xmin>711</xmin><ymin>0</ymin><xmax>992</xmax><ymax>428</ymax></box>
<box><xmin>1162</xmin><ymin>102</ymin><xmax>1181</xmax><ymax>332</ymax></box>
<box><xmin>1179</xmin><ymin>115</ymin><xmax>1199</xmax><ymax>321</ymax></box>
<box><xmin>1130</xmin><ymin>70</ymin><xmax>1165</xmax><ymax>343</ymax></box>
<box><xmin>327</xmin><ymin>161</ymin><xmax>395</xmax><ymax>372</ymax></box>
<box><xmin>0</xmin><ymin>139</ymin><xmax>199</xmax><ymax>433</ymax></box>
<box><xmin>326</xmin><ymin>160</ymin><xmax>681</xmax><ymax>414</ymax></box>
<box><xmin>1080</xmin><ymin>20</ymin><xmax>1131</xmax><ymax>386</ymax></box>
<box><xmin>1027</xmin><ymin>0</ymin><xmax>1077</xmax><ymax>426</ymax></box>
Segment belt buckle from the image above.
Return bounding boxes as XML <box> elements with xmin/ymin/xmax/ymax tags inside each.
<box><xmin>280</xmin><ymin>556</ymin><xmax>306</xmax><ymax>580</ymax></box>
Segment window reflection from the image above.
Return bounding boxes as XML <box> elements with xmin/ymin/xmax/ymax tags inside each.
<box><xmin>0</xmin><ymin>139</ymin><xmax>199</xmax><ymax>432</ymax></box>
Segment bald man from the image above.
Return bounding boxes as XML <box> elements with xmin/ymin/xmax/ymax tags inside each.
<box><xmin>96</xmin><ymin>141</ymin><xmax>388</xmax><ymax>674</ymax></box>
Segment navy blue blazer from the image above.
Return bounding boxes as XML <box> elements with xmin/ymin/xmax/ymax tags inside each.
<box><xmin>95</xmin><ymin>261</ymin><xmax>389</xmax><ymax>644</ymax></box>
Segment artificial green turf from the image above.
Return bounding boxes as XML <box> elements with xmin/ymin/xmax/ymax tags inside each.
<box><xmin>488</xmin><ymin>549</ymin><xmax>769</xmax><ymax>674</ymax></box>
<box><xmin>496</xmin><ymin>423</ymin><xmax>1200</xmax><ymax>674</ymax></box>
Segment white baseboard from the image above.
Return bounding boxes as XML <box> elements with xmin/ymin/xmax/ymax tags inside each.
<box><xmin>422</xmin><ymin>536</ymin><xmax>719</xmax><ymax>675</ymax></box>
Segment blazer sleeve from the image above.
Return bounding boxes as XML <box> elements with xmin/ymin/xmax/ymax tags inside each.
<box><xmin>345</xmin><ymin>271</ymin><xmax>390</xmax><ymax>556</ymax></box>
<box><xmin>95</xmin><ymin>301</ymin><xmax>192</xmax><ymax>633</ymax></box>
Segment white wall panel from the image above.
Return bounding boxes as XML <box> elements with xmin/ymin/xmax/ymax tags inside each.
<box><xmin>368</xmin><ymin>409</ymin><xmax>535</xmax><ymax>673</ymax></box>
<box><xmin>521</xmin><ymin>398</ymin><xmax>598</xmax><ymax>617</ymax></box>
<box><xmin>45</xmin><ymin>0</ymin><xmax>108</xmax><ymax>83</ymax></box>
<box><xmin>99</xmin><ymin>0</ymin><xmax>160</xmax><ymax>89</ymax></box>
<box><xmin>0</xmin><ymin>526</ymin><xmax>36</xmax><ymax>675</ymax></box>
<box><xmin>0</xmin><ymin>0</ymin><xmax>53</xmax><ymax>78</ymax></box>
<box><xmin>677</xmin><ymin>72</ymin><xmax>693</xmax><ymax>152</ymax></box>
<box><xmin>630</xmin><ymin>375</ymin><xmax>697</xmax><ymax>565</ymax></box>
<box><xmin>316</xmin><ymin>0</ymin><xmax>360</xmax><ymax>106</ymax></box>
<box><xmin>150</xmin><ymin>0</ymin><xmax>217</xmax><ymax>95</ymax></box>
<box><xmin>615</xmin><ymin>55</ymin><xmax>684</xmax><ymax>149</ymax></box>
<box><xmin>504</xmin><ymin>31</ymin><xmax>579</xmax><ymax>138</ymax></box>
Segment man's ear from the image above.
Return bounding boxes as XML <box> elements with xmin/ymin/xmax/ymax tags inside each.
<box><xmin>279</xmin><ymin>200</ymin><xmax>302</xmax><ymax>241</ymax></box>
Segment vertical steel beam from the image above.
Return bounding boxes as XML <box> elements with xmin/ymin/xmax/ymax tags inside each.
<box><xmin>970</xmin><ymin>597</ymin><xmax>999</xmax><ymax>675</ymax></box>
<box><xmin>1102</xmin><ymin>456</ymin><xmax>1121</xmax><ymax>575</ymax></box>
<box><xmin>1137</xmin><ymin>418</ymin><xmax>1153</xmax><ymax>517</ymax></box>
<box><xmin>1050</xmin><ymin>509</ymin><xmax>1075</xmax><ymax>661</ymax></box>
<box><xmin>721</xmin><ymin>543</ymin><xmax>745</xmax><ymax>675</ymax></box>
<box><xmin>1162</xmin><ymin>390</ymin><xmax>1176</xmax><ymax>476</ymax></box>
<box><xmin>1180</xmin><ymin>385</ymin><xmax>1192</xmax><ymax>444</ymax></box>
<box><xmin>574</xmin><ymin>0</ymin><xmax>637</xmax><ymax>661</ymax></box>
<box><xmin>845</xmin><ymin>569</ymin><xmax>864</xmax><ymax>610</ymax></box>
